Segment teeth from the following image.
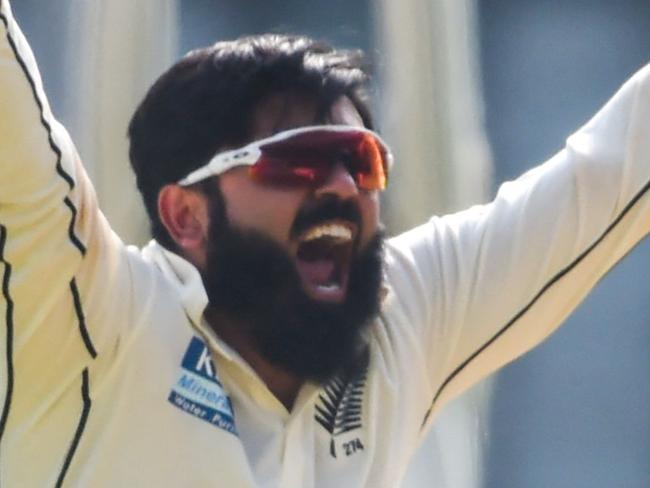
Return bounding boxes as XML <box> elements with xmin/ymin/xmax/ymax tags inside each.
<box><xmin>301</xmin><ymin>223</ymin><xmax>352</xmax><ymax>243</ymax></box>
<box><xmin>317</xmin><ymin>283</ymin><xmax>342</xmax><ymax>292</ymax></box>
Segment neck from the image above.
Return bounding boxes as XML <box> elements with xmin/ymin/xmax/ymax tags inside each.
<box><xmin>204</xmin><ymin>308</ymin><xmax>303</xmax><ymax>410</ymax></box>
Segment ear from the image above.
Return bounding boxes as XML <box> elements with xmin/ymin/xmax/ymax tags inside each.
<box><xmin>158</xmin><ymin>184</ymin><xmax>209</xmax><ymax>260</ymax></box>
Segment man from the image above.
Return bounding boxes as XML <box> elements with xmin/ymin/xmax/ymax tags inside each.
<box><xmin>1</xmin><ymin>0</ymin><xmax>649</xmax><ymax>486</ymax></box>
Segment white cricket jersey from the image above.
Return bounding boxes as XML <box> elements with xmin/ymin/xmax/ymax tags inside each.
<box><xmin>1</xmin><ymin>0</ymin><xmax>649</xmax><ymax>486</ymax></box>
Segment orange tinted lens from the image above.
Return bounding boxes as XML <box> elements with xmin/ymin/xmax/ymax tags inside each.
<box><xmin>249</xmin><ymin>157</ymin><xmax>330</xmax><ymax>186</ymax></box>
<box><xmin>251</xmin><ymin>129</ymin><xmax>388</xmax><ymax>190</ymax></box>
<box><xmin>353</xmin><ymin>133</ymin><xmax>387</xmax><ymax>190</ymax></box>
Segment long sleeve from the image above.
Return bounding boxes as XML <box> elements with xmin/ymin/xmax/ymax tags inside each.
<box><xmin>0</xmin><ymin>7</ymin><xmax>261</xmax><ymax>486</ymax></box>
<box><xmin>0</xmin><ymin>1</ymin><xmax>137</xmax><ymax>478</ymax></box>
<box><xmin>383</xmin><ymin>62</ymin><xmax>650</xmax><ymax>426</ymax></box>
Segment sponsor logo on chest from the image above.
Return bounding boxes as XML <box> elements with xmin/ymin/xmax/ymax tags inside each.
<box><xmin>168</xmin><ymin>336</ymin><xmax>237</xmax><ymax>435</ymax></box>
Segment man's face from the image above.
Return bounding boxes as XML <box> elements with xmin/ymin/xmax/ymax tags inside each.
<box><xmin>201</xmin><ymin>93</ymin><xmax>384</xmax><ymax>381</ymax></box>
<box><xmin>216</xmin><ymin>93</ymin><xmax>381</xmax><ymax>303</ymax></box>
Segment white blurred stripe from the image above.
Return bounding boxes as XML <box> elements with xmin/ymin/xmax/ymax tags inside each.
<box><xmin>64</xmin><ymin>0</ymin><xmax>179</xmax><ymax>245</ymax></box>
<box><xmin>375</xmin><ymin>1</ymin><xmax>492</xmax><ymax>487</ymax></box>
<box><xmin>377</xmin><ymin>0</ymin><xmax>492</xmax><ymax>231</ymax></box>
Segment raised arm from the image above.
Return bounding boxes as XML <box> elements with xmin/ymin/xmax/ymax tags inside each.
<box><xmin>1</xmin><ymin>0</ymin><xmax>99</xmax><ymax>351</ymax></box>
<box><xmin>0</xmin><ymin>0</ymin><xmax>134</xmax><ymax>448</ymax></box>
<box><xmin>383</xmin><ymin>62</ymin><xmax>650</xmax><ymax>425</ymax></box>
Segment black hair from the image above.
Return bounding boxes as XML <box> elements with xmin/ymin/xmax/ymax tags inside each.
<box><xmin>128</xmin><ymin>34</ymin><xmax>373</xmax><ymax>250</ymax></box>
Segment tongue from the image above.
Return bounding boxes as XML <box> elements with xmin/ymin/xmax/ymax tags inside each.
<box><xmin>296</xmin><ymin>258</ymin><xmax>336</xmax><ymax>285</ymax></box>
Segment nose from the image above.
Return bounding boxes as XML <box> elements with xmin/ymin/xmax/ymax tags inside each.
<box><xmin>314</xmin><ymin>163</ymin><xmax>359</xmax><ymax>200</ymax></box>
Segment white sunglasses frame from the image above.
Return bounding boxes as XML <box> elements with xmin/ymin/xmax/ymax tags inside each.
<box><xmin>177</xmin><ymin>124</ymin><xmax>393</xmax><ymax>187</ymax></box>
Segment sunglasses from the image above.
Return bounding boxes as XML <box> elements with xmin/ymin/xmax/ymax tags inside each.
<box><xmin>177</xmin><ymin>125</ymin><xmax>393</xmax><ymax>191</ymax></box>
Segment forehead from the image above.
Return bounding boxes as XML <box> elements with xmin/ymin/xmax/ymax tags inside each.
<box><xmin>249</xmin><ymin>92</ymin><xmax>364</xmax><ymax>140</ymax></box>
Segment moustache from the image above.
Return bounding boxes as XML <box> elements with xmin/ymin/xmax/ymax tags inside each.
<box><xmin>290</xmin><ymin>196</ymin><xmax>362</xmax><ymax>238</ymax></box>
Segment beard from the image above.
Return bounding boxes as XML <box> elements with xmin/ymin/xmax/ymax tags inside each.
<box><xmin>202</xmin><ymin>194</ymin><xmax>384</xmax><ymax>383</ymax></box>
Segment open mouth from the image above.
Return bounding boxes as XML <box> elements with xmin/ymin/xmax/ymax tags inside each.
<box><xmin>294</xmin><ymin>221</ymin><xmax>356</xmax><ymax>302</ymax></box>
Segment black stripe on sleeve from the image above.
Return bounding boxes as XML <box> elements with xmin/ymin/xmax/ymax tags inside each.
<box><xmin>0</xmin><ymin>11</ymin><xmax>86</xmax><ymax>256</ymax></box>
<box><xmin>63</xmin><ymin>198</ymin><xmax>87</xmax><ymax>256</ymax></box>
<box><xmin>422</xmin><ymin>176</ymin><xmax>650</xmax><ymax>427</ymax></box>
<box><xmin>0</xmin><ymin>226</ymin><xmax>15</xmax><ymax>445</ymax></box>
<box><xmin>55</xmin><ymin>368</ymin><xmax>92</xmax><ymax>488</ymax></box>
<box><xmin>69</xmin><ymin>280</ymin><xmax>97</xmax><ymax>359</ymax></box>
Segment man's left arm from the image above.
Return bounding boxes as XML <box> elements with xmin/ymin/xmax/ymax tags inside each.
<box><xmin>383</xmin><ymin>63</ymin><xmax>650</xmax><ymax>425</ymax></box>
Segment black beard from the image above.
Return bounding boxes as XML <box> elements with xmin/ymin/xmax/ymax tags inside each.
<box><xmin>202</xmin><ymin>197</ymin><xmax>384</xmax><ymax>383</ymax></box>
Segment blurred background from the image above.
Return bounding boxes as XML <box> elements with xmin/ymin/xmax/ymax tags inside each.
<box><xmin>12</xmin><ymin>0</ymin><xmax>649</xmax><ymax>486</ymax></box>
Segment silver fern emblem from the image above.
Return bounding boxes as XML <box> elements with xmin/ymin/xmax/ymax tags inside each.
<box><xmin>314</xmin><ymin>350</ymin><xmax>369</xmax><ymax>458</ymax></box>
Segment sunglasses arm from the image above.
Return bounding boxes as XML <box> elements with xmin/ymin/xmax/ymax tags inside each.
<box><xmin>177</xmin><ymin>146</ymin><xmax>262</xmax><ymax>187</ymax></box>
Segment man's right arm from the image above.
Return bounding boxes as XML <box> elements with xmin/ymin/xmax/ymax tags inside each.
<box><xmin>0</xmin><ymin>0</ymin><xmax>131</xmax><ymax>435</ymax></box>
